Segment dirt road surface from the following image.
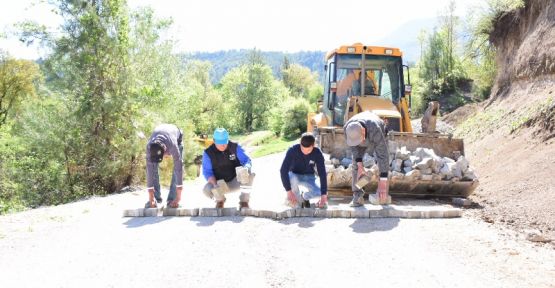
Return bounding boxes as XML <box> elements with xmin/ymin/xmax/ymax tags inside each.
<box><xmin>1</xmin><ymin>153</ymin><xmax>554</xmax><ymax>288</ymax></box>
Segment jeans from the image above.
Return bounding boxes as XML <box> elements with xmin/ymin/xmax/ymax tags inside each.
<box><xmin>289</xmin><ymin>172</ymin><xmax>322</xmax><ymax>203</ymax></box>
<box><xmin>148</xmin><ymin>145</ymin><xmax>183</xmax><ymax>203</ymax></box>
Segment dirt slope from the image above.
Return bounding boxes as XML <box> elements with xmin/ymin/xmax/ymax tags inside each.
<box><xmin>444</xmin><ymin>0</ymin><xmax>555</xmax><ymax>239</ymax></box>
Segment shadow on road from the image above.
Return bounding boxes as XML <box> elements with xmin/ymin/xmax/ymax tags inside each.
<box><xmin>278</xmin><ymin>217</ymin><xmax>326</xmax><ymax>228</ymax></box>
<box><xmin>189</xmin><ymin>216</ymin><xmax>245</xmax><ymax>226</ymax></box>
<box><xmin>349</xmin><ymin>218</ymin><xmax>400</xmax><ymax>233</ymax></box>
<box><xmin>123</xmin><ymin>217</ymin><xmax>171</xmax><ymax>228</ymax></box>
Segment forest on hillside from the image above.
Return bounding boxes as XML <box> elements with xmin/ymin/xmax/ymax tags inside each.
<box><xmin>0</xmin><ymin>0</ymin><xmax>523</xmax><ymax>213</ymax></box>
<box><xmin>185</xmin><ymin>50</ymin><xmax>325</xmax><ymax>83</ymax></box>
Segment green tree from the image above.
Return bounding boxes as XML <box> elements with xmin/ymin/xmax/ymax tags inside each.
<box><xmin>281</xmin><ymin>63</ymin><xmax>319</xmax><ymax>99</ymax></box>
<box><xmin>41</xmin><ymin>0</ymin><xmax>138</xmax><ymax>194</ymax></box>
<box><xmin>0</xmin><ymin>55</ymin><xmax>42</xmax><ymax>128</ymax></box>
<box><xmin>221</xmin><ymin>49</ymin><xmax>276</xmax><ymax>132</ymax></box>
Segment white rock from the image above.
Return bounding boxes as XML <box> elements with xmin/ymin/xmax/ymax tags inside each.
<box><xmin>391</xmin><ymin>159</ymin><xmax>403</xmax><ymax>172</ymax></box>
<box><xmin>363</xmin><ymin>153</ymin><xmax>375</xmax><ymax>168</ymax></box>
<box><xmin>440</xmin><ymin>163</ymin><xmax>453</xmax><ymax>179</ymax></box>
<box><xmin>415</xmin><ymin>157</ymin><xmax>433</xmax><ymax>170</ymax></box>
<box><xmin>463</xmin><ymin>168</ymin><xmax>478</xmax><ymax>180</ymax></box>
<box><xmin>405</xmin><ymin>169</ymin><xmax>421</xmax><ymax>179</ymax></box>
<box><xmin>525</xmin><ymin>230</ymin><xmax>552</xmax><ymax>243</ymax></box>
<box><xmin>456</xmin><ymin>156</ymin><xmax>470</xmax><ymax>173</ymax></box>
<box><xmin>395</xmin><ymin>146</ymin><xmax>411</xmax><ymax>161</ymax></box>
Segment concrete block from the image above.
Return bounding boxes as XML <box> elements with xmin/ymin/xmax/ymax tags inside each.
<box><xmin>385</xmin><ymin>207</ymin><xmax>404</xmax><ymax>218</ymax></box>
<box><xmin>235</xmin><ymin>167</ymin><xmax>250</xmax><ymax>184</ymax></box>
<box><xmin>452</xmin><ymin>197</ymin><xmax>472</xmax><ymax>207</ymax></box>
<box><xmin>314</xmin><ymin>208</ymin><xmax>332</xmax><ymax>218</ymax></box>
<box><xmin>298</xmin><ymin>208</ymin><xmax>315</xmax><ymax>217</ymax></box>
<box><xmin>257</xmin><ymin>210</ymin><xmax>277</xmax><ymax>218</ymax></box>
<box><xmin>331</xmin><ymin>209</ymin><xmax>351</xmax><ymax>218</ymax></box>
<box><xmin>163</xmin><ymin>208</ymin><xmax>193</xmax><ymax>216</ymax></box>
<box><xmin>213</xmin><ymin>180</ymin><xmax>230</xmax><ymax>194</ymax></box>
<box><xmin>222</xmin><ymin>207</ymin><xmax>238</xmax><ymax>216</ymax></box>
<box><xmin>406</xmin><ymin>210</ymin><xmax>423</xmax><ymax>218</ymax></box>
<box><xmin>199</xmin><ymin>208</ymin><xmax>222</xmax><ymax>217</ymax></box>
<box><xmin>369</xmin><ymin>207</ymin><xmax>385</xmax><ymax>218</ymax></box>
<box><xmin>444</xmin><ymin>209</ymin><xmax>462</xmax><ymax>218</ymax></box>
<box><xmin>428</xmin><ymin>210</ymin><xmax>444</xmax><ymax>218</ymax></box>
<box><xmin>144</xmin><ymin>208</ymin><xmax>159</xmax><ymax>217</ymax></box>
<box><xmin>123</xmin><ymin>209</ymin><xmax>145</xmax><ymax>217</ymax></box>
<box><xmin>240</xmin><ymin>208</ymin><xmax>255</xmax><ymax>216</ymax></box>
<box><xmin>351</xmin><ymin>208</ymin><xmax>370</xmax><ymax>218</ymax></box>
<box><xmin>280</xmin><ymin>209</ymin><xmax>297</xmax><ymax>218</ymax></box>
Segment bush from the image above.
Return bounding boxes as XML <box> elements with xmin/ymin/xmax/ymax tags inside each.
<box><xmin>281</xmin><ymin>98</ymin><xmax>311</xmax><ymax>139</ymax></box>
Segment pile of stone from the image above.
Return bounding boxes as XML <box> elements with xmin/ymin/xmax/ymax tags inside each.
<box><xmin>325</xmin><ymin>146</ymin><xmax>478</xmax><ymax>187</ymax></box>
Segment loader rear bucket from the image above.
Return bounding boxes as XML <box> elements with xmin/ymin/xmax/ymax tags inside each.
<box><xmin>316</xmin><ymin>127</ymin><xmax>478</xmax><ymax>198</ymax></box>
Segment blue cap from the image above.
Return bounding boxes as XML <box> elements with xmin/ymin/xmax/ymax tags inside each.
<box><xmin>213</xmin><ymin>128</ymin><xmax>229</xmax><ymax>145</ymax></box>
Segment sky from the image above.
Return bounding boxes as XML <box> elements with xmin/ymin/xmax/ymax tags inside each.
<box><xmin>0</xmin><ymin>0</ymin><xmax>484</xmax><ymax>59</ymax></box>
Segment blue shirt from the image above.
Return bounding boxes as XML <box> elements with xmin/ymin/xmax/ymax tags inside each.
<box><xmin>280</xmin><ymin>144</ymin><xmax>327</xmax><ymax>195</ymax></box>
<box><xmin>202</xmin><ymin>144</ymin><xmax>251</xmax><ymax>180</ymax></box>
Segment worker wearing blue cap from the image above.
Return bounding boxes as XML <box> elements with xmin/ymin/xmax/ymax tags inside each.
<box><xmin>201</xmin><ymin>128</ymin><xmax>254</xmax><ymax>208</ymax></box>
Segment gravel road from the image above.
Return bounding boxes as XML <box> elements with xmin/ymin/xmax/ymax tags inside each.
<box><xmin>1</xmin><ymin>153</ymin><xmax>554</xmax><ymax>288</ymax></box>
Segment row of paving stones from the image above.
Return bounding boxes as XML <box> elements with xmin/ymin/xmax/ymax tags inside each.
<box><xmin>123</xmin><ymin>204</ymin><xmax>461</xmax><ymax>219</ymax></box>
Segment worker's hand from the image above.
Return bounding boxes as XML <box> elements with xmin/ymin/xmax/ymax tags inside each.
<box><xmin>286</xmin><ymin>190</ymin><xmax>297</xmax><ymax>207</ymax></box>
<box><xmin>147</xmin><ymin>188</ymin><xmax>156</xmax><ymax>208</ymax></box>
<box><xmin>208</xmin><ymin>176</ymin><xmax>217</xmax><ymax>186</ymax></box>
<box><xmin>377</xmin><ymin>178</ymin><xmax>389</xmax><ymax>202</ymax></box>
<box><xmin>169</xmin><ymin>186</ymin><xmax>183</xmax><ymax>208</ymax></box>
<box><xmin>356</xmin><ymin>162</ymin><xmax>367</xmax><ymax>180</ymax></box>
<box><xmin>317</xmin><ymin>195</ymin><xmax>328</xmax><ymax>208</ymax></box>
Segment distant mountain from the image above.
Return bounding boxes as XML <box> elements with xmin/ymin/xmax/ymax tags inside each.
<box><xmin>185</xmin><ymin>18</ymin><xmax>437</xmax><ymax>84</ymax></box>
<box><xmin>378</xmin><ymin>18</ymin><xmax>437</xmax><ymax>64</ymax></box>
<box><xmin>182</xmin><ymin>50</ymin><xmax>326</xmax><ymax>84</ymax></box>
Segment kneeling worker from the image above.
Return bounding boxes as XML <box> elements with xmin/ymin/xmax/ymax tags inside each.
<box><xmin>202</xmin><ymin>128</ymin><xmax>254</xmax><ymax>208</ymax></box>
<box><xmin>280</xmin><ymin>132</ymin><xmax>328</xmax><ymax>208</ymax></box>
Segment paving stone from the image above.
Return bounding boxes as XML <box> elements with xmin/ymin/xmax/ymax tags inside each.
<box><xmin>385</xmin><ymin>207</ymin><xmax>405</xmax><ymax>218</ymax></box>
<box><xmin>331</xmin><ymin>209</ymin><xmax>351</xmax><ymax>218</ymax></box>
<box><xmin>162</xmin><ymin>208</ymin><xmax>199</xmax><ymax>217</ymax></box>
<box><xmin>314</xmin><ymin>208</ymin><xmax>332</xmax><ymax>218</ymax></box>
<box><xmin>221</xmin><ymin>207</ymin><xmax>238</xmax><ymax>216</ymax></box>
<box><xmin>199</xmin><ymin>208</ymin><xmax>222</xmax><ymax>217</ymax></box>
<box><xmin>298</xmin><ymin>208</ymin><xmax>315</xmax><ymax>217</ymax></box>
<box><xmin>144</xmin><ymin>208</ymin><xmax>159</xmax><ymax>217</ymax></box>
<box><xmin>351</xmin><ymin>208</ymin><xmax>370</xmax><ymax>218</ymax></box>
<box><xmin>428</xmin><ymin>210</ymin><xmax>445</xmax><ymax>218</ymax></box>
<box><xmin>405</xmin><ymin>210</ymin><xmax>424</xmax><ymax>218</ymax></box>
<box><xmin>368</xmin><ymin>207</ymin><xmax>385</xmax><ymax>218</ymax></box>
<box><xmin>443</xmin><ymin>209</ymin><xmax>462</xmax><ymax>218</ymax></box>
<box><xmin>257</xmin><ymin>210</ymin><xmax>277</xmax><ymax>218</ymax></box>
<box><xmin>240</xmin><ymin>208</ymin><xmax>255</xmax><ymax>216</ymax></box>
<box><xmin>279</xmin><ymin>209</ymin><xmax>297</xmax><ymax>218</ymax></box>
<box><xmin>123</xmin><ymin>209</ymin><xmax>144</xmax><ymax>217</ymax></box>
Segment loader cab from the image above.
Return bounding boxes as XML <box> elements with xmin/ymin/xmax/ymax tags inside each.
<box><xmin>322</xmin><ymin>45</ymin><xmax>406</xmax><ymax>130</ymax></box>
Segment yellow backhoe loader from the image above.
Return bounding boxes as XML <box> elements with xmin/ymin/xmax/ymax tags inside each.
<box><xmin>308</xmin><ymin>43</ymin><xmax>478</xmax><ymax>198</ymax></box>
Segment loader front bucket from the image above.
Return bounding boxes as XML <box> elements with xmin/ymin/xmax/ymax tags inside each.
<box><xmin>316</xmin><ymin>127</ymin><xmax>478</xmax><ymax>198</ymax></box>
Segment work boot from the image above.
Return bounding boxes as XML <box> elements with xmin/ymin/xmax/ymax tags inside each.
<box><xmin>215</xmin><ymin>201</ymin><xmax>225</xmax><ymax>209</ymax></box>
<box><xmin>239</xmin><ymin>201</ymin><xmax>249</xmax><ymax>209</ymax></box>
<box><xmin>349</xmin><ymin>192</ymin><xmax>364</xmax><ymax>207</ymax></box>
